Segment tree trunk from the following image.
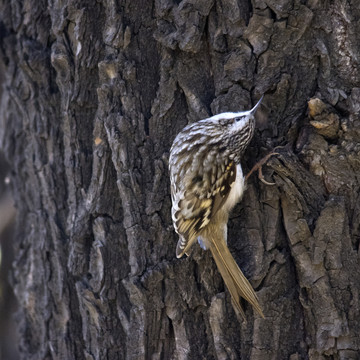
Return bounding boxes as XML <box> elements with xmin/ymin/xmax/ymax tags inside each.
<box><xmin>1</xmin><ymin>0</ymin><xmax>359</xmax><ymax>359</ymax></box>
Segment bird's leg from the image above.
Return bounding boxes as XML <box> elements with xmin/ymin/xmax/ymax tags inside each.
<box><xmin>245</xmin><ymin>148</ymin><xmax>282</xmax><ymax>185</ymax></box>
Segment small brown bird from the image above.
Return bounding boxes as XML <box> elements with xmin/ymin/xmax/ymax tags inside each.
<box><xmin>169</xmin><ymin>96</ymin><xmax>264</xmax><ymax>320</ymax></box>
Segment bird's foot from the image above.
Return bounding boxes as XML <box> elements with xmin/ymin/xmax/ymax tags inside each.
<box><xmin>245</xmin><ymin>147</ymin><xmax>283</xmax><ymax>185</ymax></box>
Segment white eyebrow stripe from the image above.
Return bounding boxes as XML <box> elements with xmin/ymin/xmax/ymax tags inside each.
<box><xmin>208</xmin><ymin>110</ymin><xmax>250</xmax><ymax>121</ymax></box>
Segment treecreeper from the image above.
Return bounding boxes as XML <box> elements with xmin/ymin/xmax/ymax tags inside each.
<box><xmin>169</xmin><ymin>96</ymin><xmax>267</xmax><ymax>321</ymax></box>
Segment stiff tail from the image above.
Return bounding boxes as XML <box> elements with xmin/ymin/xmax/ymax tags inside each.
<box><xmin>210</xmin><ymin>238</ymin><xmax>264</xmax><ymax>321</ymax></box>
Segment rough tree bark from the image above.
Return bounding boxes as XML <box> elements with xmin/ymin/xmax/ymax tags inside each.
<box><xmin>0</xmin><ymin>0</ymin><xmax>359</xmax><ymax>359</ymax></box>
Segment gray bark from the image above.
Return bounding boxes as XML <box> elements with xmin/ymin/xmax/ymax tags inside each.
<box><xmin>0</xmin><ymin>0</ymin><xmax>359</xmax><ymax>359</ymax></box>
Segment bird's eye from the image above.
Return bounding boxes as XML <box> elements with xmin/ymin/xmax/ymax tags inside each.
<box><xmin>235</xmin><ymin>117</ymin><xmax>241</xmax><ymax>122</ymax></box>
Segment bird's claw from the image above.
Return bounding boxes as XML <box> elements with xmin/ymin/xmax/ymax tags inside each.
<box><xmin>246</xmin><ymin>151</ymin><xmax>280</xmax><ymax>185</ymax></box>
<box><xmin>258</xmin><ymin>165</ymin><xmax>276</xmax><ymax>185</ymax></box>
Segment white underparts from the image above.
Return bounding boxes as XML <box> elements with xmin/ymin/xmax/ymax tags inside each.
<box><xmin>224</xmin><ymin>163</ymin><xmax>245</xmax><ymax>213</ymax></box>
<box><xmin>197</xmin><ymin>236</ymin><xmax>208</xmax><ymax>250</ymax></box>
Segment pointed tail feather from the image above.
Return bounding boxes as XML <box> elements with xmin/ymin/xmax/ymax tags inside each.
<box><xmin>210</xmin><ymin>237</ymin><xmax>264</xmax><ymax>320</ymax></box>
<box><xmin>210</xmin><ymin>247</ymin><xmax>246</xmax><ymax>320</ymax></box>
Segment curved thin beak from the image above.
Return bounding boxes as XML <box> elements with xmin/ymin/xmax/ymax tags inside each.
<box><xmin>250</xmin><ymin>95</ymin><xmax>264</xmax><ymax>114</ymax></box>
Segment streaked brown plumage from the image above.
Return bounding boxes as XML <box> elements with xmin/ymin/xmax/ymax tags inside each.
<box><xmin>169</xmin><ymin>96</ymin><xmax>264</xmax><ymax>321</ymax></box>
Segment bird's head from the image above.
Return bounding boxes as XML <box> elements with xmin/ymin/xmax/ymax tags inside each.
<box><xmin>169</xmin><ymin>96</ymin><xmax>264</xmax><ymax>169</ymax></box>
<box><xmin>208</xmin><ymin>96</ymin><xmax>263</xmax><ymax>162</ymax></box>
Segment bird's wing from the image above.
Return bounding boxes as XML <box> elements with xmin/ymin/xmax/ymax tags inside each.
<box><xmin>171</xmin><ymin>161</ymin><xmax>237</xmax><ymax>258</ymax></box>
